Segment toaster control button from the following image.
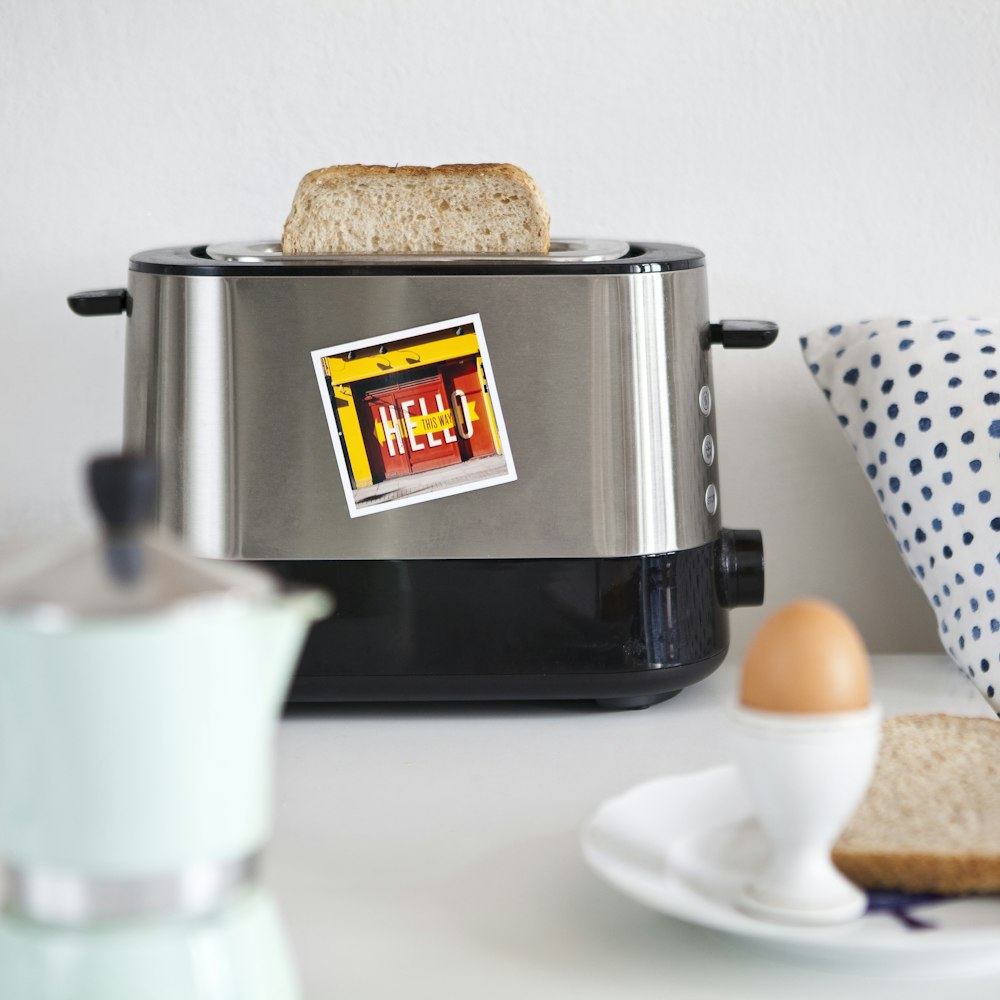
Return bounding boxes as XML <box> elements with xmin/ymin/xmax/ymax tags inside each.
<box><xmin>701</xmin><ymin>434</ymin><xmax>715</xmax><ymax>466</ymax></box>
<box><xmin>698</xmin><ymin>385</ymin><xmax>712</xmax><ymax>416</ymax></box>
<box><xmin>705</xmin><ymin>483</ymin><xmax>718</xmax><ymax>515</ymax></box>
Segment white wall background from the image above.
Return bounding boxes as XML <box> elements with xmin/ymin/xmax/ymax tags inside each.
<box><xmin>2</xmin><ymin>0</ymin><xmax>998</xmax><ymax>658</ymax></box>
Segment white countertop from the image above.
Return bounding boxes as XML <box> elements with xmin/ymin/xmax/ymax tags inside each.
<box><xmin>266</xmin><ymin>655</ymin><xmax>999</xmax><ymax>999</ymax></box>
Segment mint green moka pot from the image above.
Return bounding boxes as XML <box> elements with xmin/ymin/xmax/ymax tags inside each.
<box><xmin>0</xmin><ymin>457</ymin><xmax>331</xmax><ymax>925</ymax></box>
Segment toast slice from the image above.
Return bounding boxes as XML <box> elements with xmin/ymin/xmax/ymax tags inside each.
<box><xmin>281</xmin><ymin>163</ymin><xmax>550</xmax><ymax>255</ymax></box>
<box><xmin>833</xmin><ymin>713</ymin><xmax>1000</xmax><ymax>895</ymax></box>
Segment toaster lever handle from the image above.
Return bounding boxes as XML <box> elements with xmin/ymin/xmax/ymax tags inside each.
<box><xmin>68</xmin><ymin>288</ymin><xmax>129</xmax><ymax>316</ymax></box>
<box><xmin>715</xmin><ymin>528</ymin><xmax>765</xmax><ymax>608</ymax></box>
<box><xmin>709</xmin><ymin>319</ymin><xmax>778</xmax><ymax>349</ymax></box>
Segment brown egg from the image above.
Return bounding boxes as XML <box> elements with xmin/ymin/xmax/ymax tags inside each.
<box><xmin>740</xmin><ymin>599</ymin><xmax>871</xmax><ymax>713</ymax></box>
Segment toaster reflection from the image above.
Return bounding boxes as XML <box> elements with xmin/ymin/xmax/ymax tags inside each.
<box><xmin>0</xmin><ymin>887</ymin><xmax>300</xmax><ymax>1000</ymax></box>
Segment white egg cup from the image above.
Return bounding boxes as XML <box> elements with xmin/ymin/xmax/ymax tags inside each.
<box><xmin>728</xmin><ymin>701</ymin><xmax>882</xmax><ymax>926</ymax></box>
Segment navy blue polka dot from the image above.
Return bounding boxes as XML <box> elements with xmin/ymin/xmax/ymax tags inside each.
<box><xmin>910</xmin><ymin>458</ymin><xmax>922</xmax><ymax>475</ymax></box>
<box><xmin>888</xmin><ymin>403</ymin><xmax>899</xmax><ymax>419</ymax></box>
<box><xmin>918</xmin><ymin>417</ymin><xmax>932</xmax><ymax>431</ymax></box>
<box><xmin>961</xmin><ymin>431</ymin><xmax>975</xmax><ymax>444</ymax></box>
<box><xmin>971</xmin><ymin>459</ymin><xmax>982</xmax><ymax>472</ymax></box>
<box><xmin>844</xmin><ymin>368</ymin><xmax>860</xmax><ymax>385</ymax></box>
<box><xmin>895</xmin><ymin>432</ymin><xmax>906</xmax><ymax>446</ymax></box>
<box><xmin>985</xmin><ymin>392</ymin><xmax>999</xmax><ymax>406</ymax></box>
<box><xmin>921</xmin><ymin>485</ymin><xmax>933</xmax><ymax>500</ymax></box>
<box><xmin>898</xmin><ymin>320</ymin><xmax>912</xmax><ymax>328</ymax></box>
<box><xmin>990</xmin><ymin>421</ymin><xmax>1000</xmax><ymax>438</ymax></box>
<box><xmin>934</xmin><ymin>442</ymin><xmax>948</xmax><ymax>458</ymax></box>
<box><xmin>963</xmin><ymin>532</ymin><xmax>974</xmax><ymax>545</ymax></box>
<box><xmin>915</xmin><ymin>391</ymin><xmax>929</xmax><ymax>404</ymax></box>
<box><xmin>932</xmin><ymin>518</ymin><xmax>943</xmax><ymax>531</ymax></box>
<box><xmin>915</xmin><ymin>528</ymin><xmax>927</xmax><ymax>542</ymax></box>
<box><xmin>909</xmin><ymin>363</ymin><xmax>923</xmax><ymax>377</ymax></box>
<box><xmin>937</xmin><ymin>330</ymin><xmax>955</xmax><ymax>340</ymax></box>
<box><xmin>871</xmin><ymin>354</ymin><xmax>881</xmax><ymax>368</ymax></box>
<box><xmin>942</xmin><ymin>471</ymin><xmax>954</xmax><ymax>484</ymax></box>
<box><xmin>983</xmin><ymin>345</ymin><xmax>997</xmax><ymax>354</ymax></box>
<box><xmin>949</xmin><ymin>377</ymin><xmax>962</xmax><ymax>388</ymax></box>
<box><xmin>828</xmin><ymin>324</ymin><xmax>842</xmax><ymax>334</ymax></box>
<box><xmin>949</xmin><ymin>406</ymin><xmax>963</xmax><ymax>417</ymax></box>
<box><xmin>979</xmin><ymin>490</ymin><xmax>991</xmax><ymax>503</ymax></box>
<box><xmin>944</xmin><ymin>353</ymin><xmax>960</xmax><ymax>363</ymax></box>
<box><xmin>953</xmin><ymin>503</ymin><xmax>965</xmax><ymax>515</ymax></box>
<box><xmin>881</xmin><ymin>379</ymin><xmax>894</xmax><ymax>394</ymax></box>
<box><xmin>889</xmin><ymin>477</ymin><xmax>900</xmax><ymax>493</ymax></box>
<box><xmin>838</xmin><ymin>415</ymin><xmax>848</xmax><ymax>427</ymax></box>
<box><xmin>863</xmin><ymin>421</ymin><xmax>877</xmax><ymax>438</ymax></box>
<box><xmin>865</xmin><ymin>463</ymin><xmax>877</xmax><ymax>479</ymax></box>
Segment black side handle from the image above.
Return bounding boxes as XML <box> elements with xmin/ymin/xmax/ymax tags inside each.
<box><xmin>68</xmin><ymin>288</ymin><xmax>129</xmax><ymax>316</ymax></box>
<box><xmin>709</xmin><ymin>319</ymin><xmax>778</xmax><ymax>349</ymax></box>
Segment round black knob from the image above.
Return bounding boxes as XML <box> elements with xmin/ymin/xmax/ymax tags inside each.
<box><xmin>715</xmin><ymin>528</ymin><xmax>765</xmax><ymax>609</ymax></box>
<box><xmin>88</xmin><ymin>454</ymin><xmax>158</xmax><ymax>535</ymax></box>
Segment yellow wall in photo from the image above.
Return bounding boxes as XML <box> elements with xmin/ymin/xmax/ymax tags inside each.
<box><xmin>331</xmin><ymin>382</ymin><xmax>373</xmax><ymax>488</ymax></box>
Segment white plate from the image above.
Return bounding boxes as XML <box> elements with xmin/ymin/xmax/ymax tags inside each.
<box><xmin>581</xmin><ymin>765</ymin><xmax>1000</xmax><ymax>976</ymax></box>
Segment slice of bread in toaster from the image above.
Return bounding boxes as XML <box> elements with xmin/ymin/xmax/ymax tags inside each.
<box><xmin>280</xmin><ymin>163</ymin><xmax>550</xmax><ymax>255</ymax></box>
<box><xmin>832</xmin><ymin>713</ymin><xmax>1000</xmax><ymax>895</ymax></box>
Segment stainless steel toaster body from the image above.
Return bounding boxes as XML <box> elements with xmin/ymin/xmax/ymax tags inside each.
<box><xmin>123</xmin><ymin>244</ymin><xmax>718</xmax><ymax>561</ymax></box>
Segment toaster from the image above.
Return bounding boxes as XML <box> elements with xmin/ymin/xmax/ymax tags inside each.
<box><xmin>70</xmin><ymin>238</ymin><xmax>776</xmax><ymax>709</ymax></box>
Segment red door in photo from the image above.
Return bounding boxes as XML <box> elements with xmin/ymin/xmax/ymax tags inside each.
<box><xmin>395</xmin><ymin>375</ymin><xmax>462</xmax><ymax>474</ymax></box>
<box><xmin>363</xmin><ymin>375</ymin><xmax>462</xmax><ymax>480</ymax></box>
<box><xmin>363</xmin><ymin>388</ymin><xmax>411</xmax><ymax>480</ymax></box>
<box><xmin>448</xmin><ymin>358</ymin><xmax>499</xmax><ymax>459</ymax></box>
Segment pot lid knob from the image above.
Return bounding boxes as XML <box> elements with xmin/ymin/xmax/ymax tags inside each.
<box><xmin>88</xmin><ymin>455</ymin><xmax>158</xmax><ymax>584</ymax></box>
<box><xmin>88</xmin><ymin>455</ymin><xmax>157</xmax><ymax>535</ymax></box>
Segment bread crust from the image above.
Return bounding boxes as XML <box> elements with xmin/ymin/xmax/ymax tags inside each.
<box><xmin>833</xmin><ymin>713</ymin><xmax>1000</xmax><ymax>895</ymax></box>
<box><xmin>281</xmin><ymin>163</ymin><xmax>550</xmax><ymax>256</ymax></box>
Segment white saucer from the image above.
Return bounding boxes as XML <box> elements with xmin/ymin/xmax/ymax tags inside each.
<box><xmin>581</xmin><ymin>765</ymin><xmax>1000</xmax><ymax>976</ymax></box>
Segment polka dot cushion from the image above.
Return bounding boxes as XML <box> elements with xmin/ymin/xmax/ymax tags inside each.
<box><xmin>800</xmin><ymin>318</ymin><xmax>1000</xmax><ymax>713</ymax></box>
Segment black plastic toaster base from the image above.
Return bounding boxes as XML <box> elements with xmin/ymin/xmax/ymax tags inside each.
<box><xmin>266</xmin><ymin>541</ymin><xmax>737</xmax><ymax>710</ymax></box>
